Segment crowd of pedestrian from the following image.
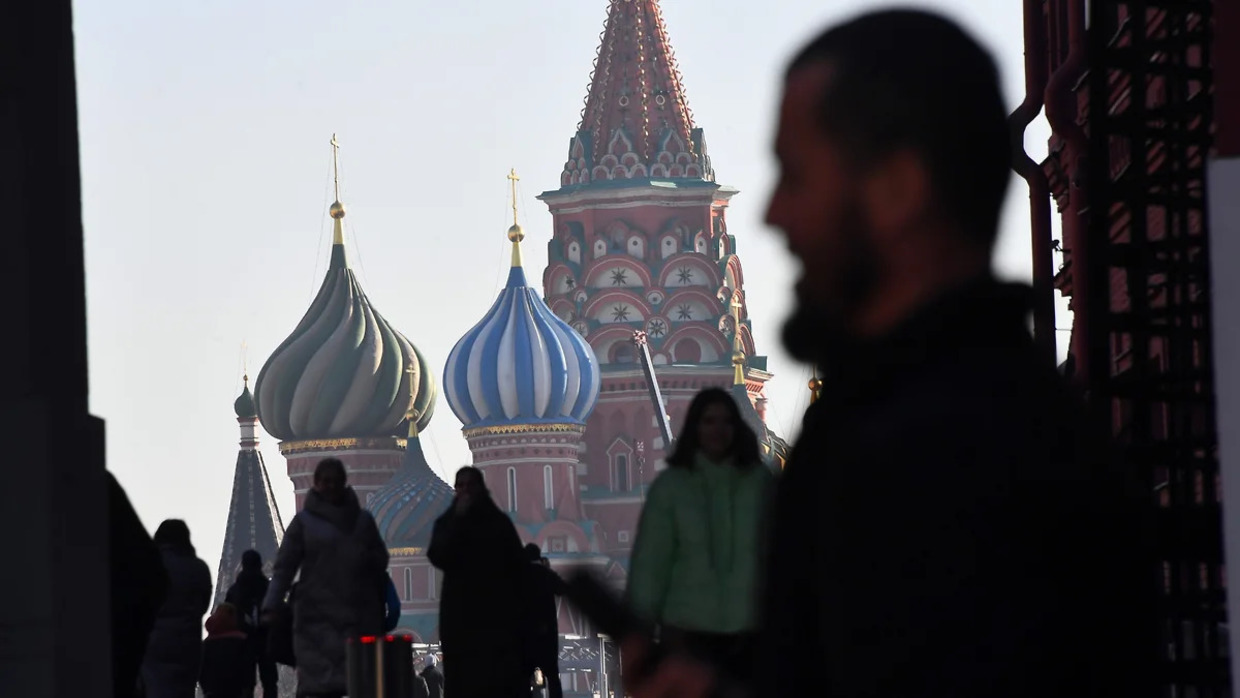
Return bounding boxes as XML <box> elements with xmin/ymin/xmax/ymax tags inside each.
<box><xmin>110</xmin><ymin>453</ymin><xmax>569</xmax><ymax>698</ymax></box>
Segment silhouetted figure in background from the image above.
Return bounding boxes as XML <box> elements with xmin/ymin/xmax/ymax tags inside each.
<box><xmin>263</xmin><ymin>458</ymin><xmax>389</xmax><ymax>698</ymax></box>
<box><xmin>224</xmin><ymin>550</ymin><xmax>277</xmax><ymax>697</ymax></box>
<box><xmin>521</xmin><ymin>543</ymin><xmax>566</xmax><ymax>698</ymax></box>
<box><xmin>627</xmin><ymin>388</ymin><xmax>773</xmax><ymax>689</ymax></box>
<box><xmin>109</xmin><ymin>472</ymin><xmax>169</xmax><ymax>698</ymax></box>
<box><xmin>428</xmin><ymin>466</ymin><xmax>527</xmax><ymax>698</ymax></box>
<box><xmin>408</xmin><ymin>658</ymin><xmax>431</xmax><ymax>698</ymax></box>
<box><xmin>199</xmin><ymin>603</ymin><xmax>252</xmax><ymax>698</ymax></box>
<box><xmin>626</xmin><ymin>9</ymin><xmax>1156</xmax><ymax>698</ymax></box>
<box><xmin>419</xmin><ymin>654</ymin><xmax>444</xmax><ymax>698</ymax></box>
<box><xmin>142</xmin><ymin>519</ymin><xmax>213</xmax><ymax>698</ymax></box>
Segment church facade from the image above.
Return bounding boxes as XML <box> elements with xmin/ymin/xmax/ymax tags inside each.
<box><xmin>213</xmin><ymin>1</ymin><xmax>781</xmax><ymax>677</ymax></box>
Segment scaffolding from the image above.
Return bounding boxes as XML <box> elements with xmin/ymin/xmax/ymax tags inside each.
<box><xmin>1085</xmin><ymin>1</ymin><xmax>1226</xmax><ymax>695</ymax></box>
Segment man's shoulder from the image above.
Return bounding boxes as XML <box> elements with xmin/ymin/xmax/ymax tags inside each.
<box><xmin>798</xmin><ymin>347</ymin><xmax>1085</xmax><ymax>471</ymax></box>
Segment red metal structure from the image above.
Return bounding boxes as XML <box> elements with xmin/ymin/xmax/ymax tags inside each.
<box><xmin>1024</xmin><ymin>0</ymin><xmax>1228</xmax><ymax>694</ymax></box>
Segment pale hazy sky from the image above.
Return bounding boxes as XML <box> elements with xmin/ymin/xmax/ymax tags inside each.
<box><xmin>74</xmin><ymin>0</ymin><xmax>1067</xmax><ymax>580</ymax></box>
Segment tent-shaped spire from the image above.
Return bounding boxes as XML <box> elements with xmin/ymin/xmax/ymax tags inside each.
<box><xmin>215</xmin><ymin>377</ymin><xmax>286</xmax><ymax>607</ymax></box>
<box><xmin>559</xmin><ymin>0</ymin><xmax>714</xmax><ymax>186</ymax></box>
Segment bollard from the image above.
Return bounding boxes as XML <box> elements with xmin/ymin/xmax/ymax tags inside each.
<box><xmin>347</xmin><ymin>635</ymin><xmax>416</xmax><ymax>698</ymax></box>
<box><xmin>346</xmin><ymin>636</ymin><xmax>381</xmax><ymax>698</ymax></box>
<box><xmin>381</xmin><ymin>634</ymin><xmax>416</xmax><ymax>697</ymax></box>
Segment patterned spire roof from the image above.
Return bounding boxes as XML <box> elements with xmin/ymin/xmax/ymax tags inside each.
<box><xmin>214</xmin><ymin>387</ymin><xmax>285</xmax><ymax>607</ymax></box>
<box><xmin>560</xmin><ymin>0</ymin><xmax>714</xmax><ymax>186</ymax></box>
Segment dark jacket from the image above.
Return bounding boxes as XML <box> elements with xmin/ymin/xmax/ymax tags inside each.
<box><xmin>521</xmin><ymin>561</ymin><xmax>565</xmax><ymax>668</ymax></box>
<box><xmin>224</xmin><ymin>571</ymin><xmax>269</xmax><ymax>630</ymax></box>
<box><xmin>141</xmin><ymin>543</ymin><xmax>213</xmax><ymax>698</ymax></box>
<box><xmin>411</xmin><ymin>672</ymin><xmax>431</xmax><ymax>698</ymax></box>
<box><xmin>109</xmin><ymin>472</ymin><xmax>169</xmax><ymax>698</ymax></box>
<box><xmin>759</xmin><ymin>278</ymin><xmax>1159</xmax><ymax>698</ymax></box>
<box><xmin>421</xmin><ymin>664</ymin><xmax>445</xmax><ymax>698</ymax></box>
<box><xmin>263</xmin><ymin>487</ymin><xmax>389</xmax><ymax>696</ymax></box>
<box><xmin>428</xmin><ymin>496</ymin><xmax>528</xmax><ymax>698</ymax></box>
<box><xmin>225</xmin><ymin>571</ymin><xmax>272</xmax><ymax>682</ymax></box>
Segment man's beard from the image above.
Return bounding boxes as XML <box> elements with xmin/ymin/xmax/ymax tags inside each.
<box><xmin>781</xmin><ymin>203</ymin><xmax>880</xmax><ymax>364</ymax></box>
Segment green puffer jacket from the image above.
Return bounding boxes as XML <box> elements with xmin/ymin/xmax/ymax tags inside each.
<box><xmin>626</xmin><ymin>452</ymin><xmax>774</xmax><ymax>635</ymax></box>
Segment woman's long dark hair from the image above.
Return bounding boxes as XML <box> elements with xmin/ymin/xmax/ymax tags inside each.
<box><xmin>665</xmin><ymin>388</ymin><xmax>762</xmax><ymax>469</ymax></box>
<box><xmin>153</xmin><ymin>518</ymin><xmax>195</xmax><ymax>555</ymax></box>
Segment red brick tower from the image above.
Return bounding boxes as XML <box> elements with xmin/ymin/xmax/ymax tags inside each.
<box><xmin>536</xmin><ymin>0</ymin><xmax>773</xmax><ymax>561</ymax></box>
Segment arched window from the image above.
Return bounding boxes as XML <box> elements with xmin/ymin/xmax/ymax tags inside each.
<box><xmin>615</xmin><ymin>455</ymin><xmax>630</xmax><ymax>492</ymax></box>
<box><xmin>674</xmin><ymin>339</ymin><xmax>702</xmax><ymax>363</ymax></box>
<box><xmin>403</xmin><ymin>567</ymin><xmax>412</xmax><ymax>601</ymax></box>
<box><xmin>507</xmin><ymin>467</ymin><xmax>518</xmax><ymax>513</ymax></box>
<box><xmin>544</xmin><ymin>465</ymin><xmax>554</xmax><ymax>509</ymax></box>
<box><xmin>610</xmin><ymin>342</ymin><xmax>637</xmax><ymax>364</ymax></box>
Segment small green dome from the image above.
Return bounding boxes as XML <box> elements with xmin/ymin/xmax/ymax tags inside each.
<box><xmin>234</xmin><ymin>378</ymin><xmax>258</xmax><ymax>419</ymax></box>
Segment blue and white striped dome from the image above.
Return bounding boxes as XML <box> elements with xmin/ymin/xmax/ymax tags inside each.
<box><xmin>444</xmin><ymin>231</ymin><xmax>600</xmax><ymax>429</ymax></box>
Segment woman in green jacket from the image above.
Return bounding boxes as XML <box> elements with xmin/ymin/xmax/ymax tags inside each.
<box><xmin>626</xmin><ymin>387</ymin><xmax>774</xmax><ymax>682</ymax></box>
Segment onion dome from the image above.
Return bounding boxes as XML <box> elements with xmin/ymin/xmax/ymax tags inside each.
<box><xmin>234</xmin><ymin>375</ymin><xmax>258</xmax><ymax>419</ymax></box>
<box><xmin>254</xmin><ymin>135</ymin><xmax>436</xmax><ymax>440</ymax></box>
<box><xmin>368</xmin><ymin>419</ymin><xmax>454</xmax><ymax>549</ymax></box>
<box><xmin>443</xmin><ymin>170</ymin><xmax>601</xmax><ymax>429</ymax></box>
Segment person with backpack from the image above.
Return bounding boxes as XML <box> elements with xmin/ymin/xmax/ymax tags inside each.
<box><xmin>224</xmin><ymin>550</ymin><xmax>277</xmax><ymax>697</ymax></box>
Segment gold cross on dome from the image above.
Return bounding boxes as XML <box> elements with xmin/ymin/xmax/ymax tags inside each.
<box><xmin>330</xmin><ymin>134</ymin><xmax>341</xmax><ymax>201</ymax></box>
<box><xmin>507</xmin><ymin>169</ymin><xmax>520</xmax><ymax>226</ymax></box>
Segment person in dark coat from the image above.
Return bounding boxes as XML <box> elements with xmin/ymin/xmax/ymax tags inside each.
<box><xmin>263</xmin><ymin>458</ymin><xmax>389</xmax><ymax>698</ymax></box>
<box><xmin>419</xmin><ymin>654</ymin><xmax>444</xmax><ymax>698</ymax></box>
<box><xmin>199</xmin><ymin>603</ymin><xmax>252</xmax><ymax>698</ymax></box>
<box><xmin>409</xmin><ymin>662</ymin><xmax>431</xmax><ymax>698</ymax></box>
<box><xmin>428</xmin><ymin>466</ymin><xmax>528</xmax><ymax>698</ymax></box>
<box><xmin>224</xmin><ymin>550</ymin><xmax>277</xmax><ymax>697</ymax></box>
<box><xmin>142</xmin><ymin>519</ymin><xmax>214</xmax><ymax>698</ymax></box>
<box><xmin>109</xmin><ymin>472</ymin><xmax>169</xmax><ymax>698</ymax></box>
<box><xmin>520</xmin><ymin>544</ymin><xmax>565</xmax><ymax>698</ymax></box>
<box><xmin>622</xmin><ymin>9</ymin><xmax>1158</xmax><ymax>698</ymax></box>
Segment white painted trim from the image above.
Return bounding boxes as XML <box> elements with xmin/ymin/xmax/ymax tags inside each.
<box><xmin>507</xmin><ymin>466</ymin><xmax>518</xmax><ymax>513</ymax></box>
<box><xmin>544</xmin><ymin>464</ymin><xmax>555</xmax><ymax>509</ymax></box>
<box><xmin>1207</xmin><ymin>156</ymin><xmax>1240</xmax><ymax>691</ymax></box>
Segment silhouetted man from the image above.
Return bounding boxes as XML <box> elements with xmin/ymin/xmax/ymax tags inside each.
<box><xmin>521</xmin><ymin>544</ymin><xmax>566</xmax><ymax>698</ymax></box>
<box><xmin>419</xmin><ymin>655</ymin><xmax>444</xmax><ymax>698</ymax></box>
<box><xmin>225</xmin><ymin>550</ymin><xmax>277</xmax><ymax>698</ymax></box>
<box><xmin>625</xmin><ymin>9</ymin><xmax>1157</xmax><ymax>698</ymax></box>
<box><xmin>428</xmin><ymin>466</ymin><xmax>528</xmax><ymax>698</ymax></box>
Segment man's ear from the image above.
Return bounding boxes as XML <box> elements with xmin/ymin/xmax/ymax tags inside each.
<box><xmin>862</xmin><ymin>151</ymin><xmax>931</xmax><ymax>237</ymax></box>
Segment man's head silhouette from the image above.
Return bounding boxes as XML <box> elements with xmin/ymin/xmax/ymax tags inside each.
<box><xmin>765</xmin><ymin>9</ymin><xmax>1012</xmax><ymax>359</ymax></box>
